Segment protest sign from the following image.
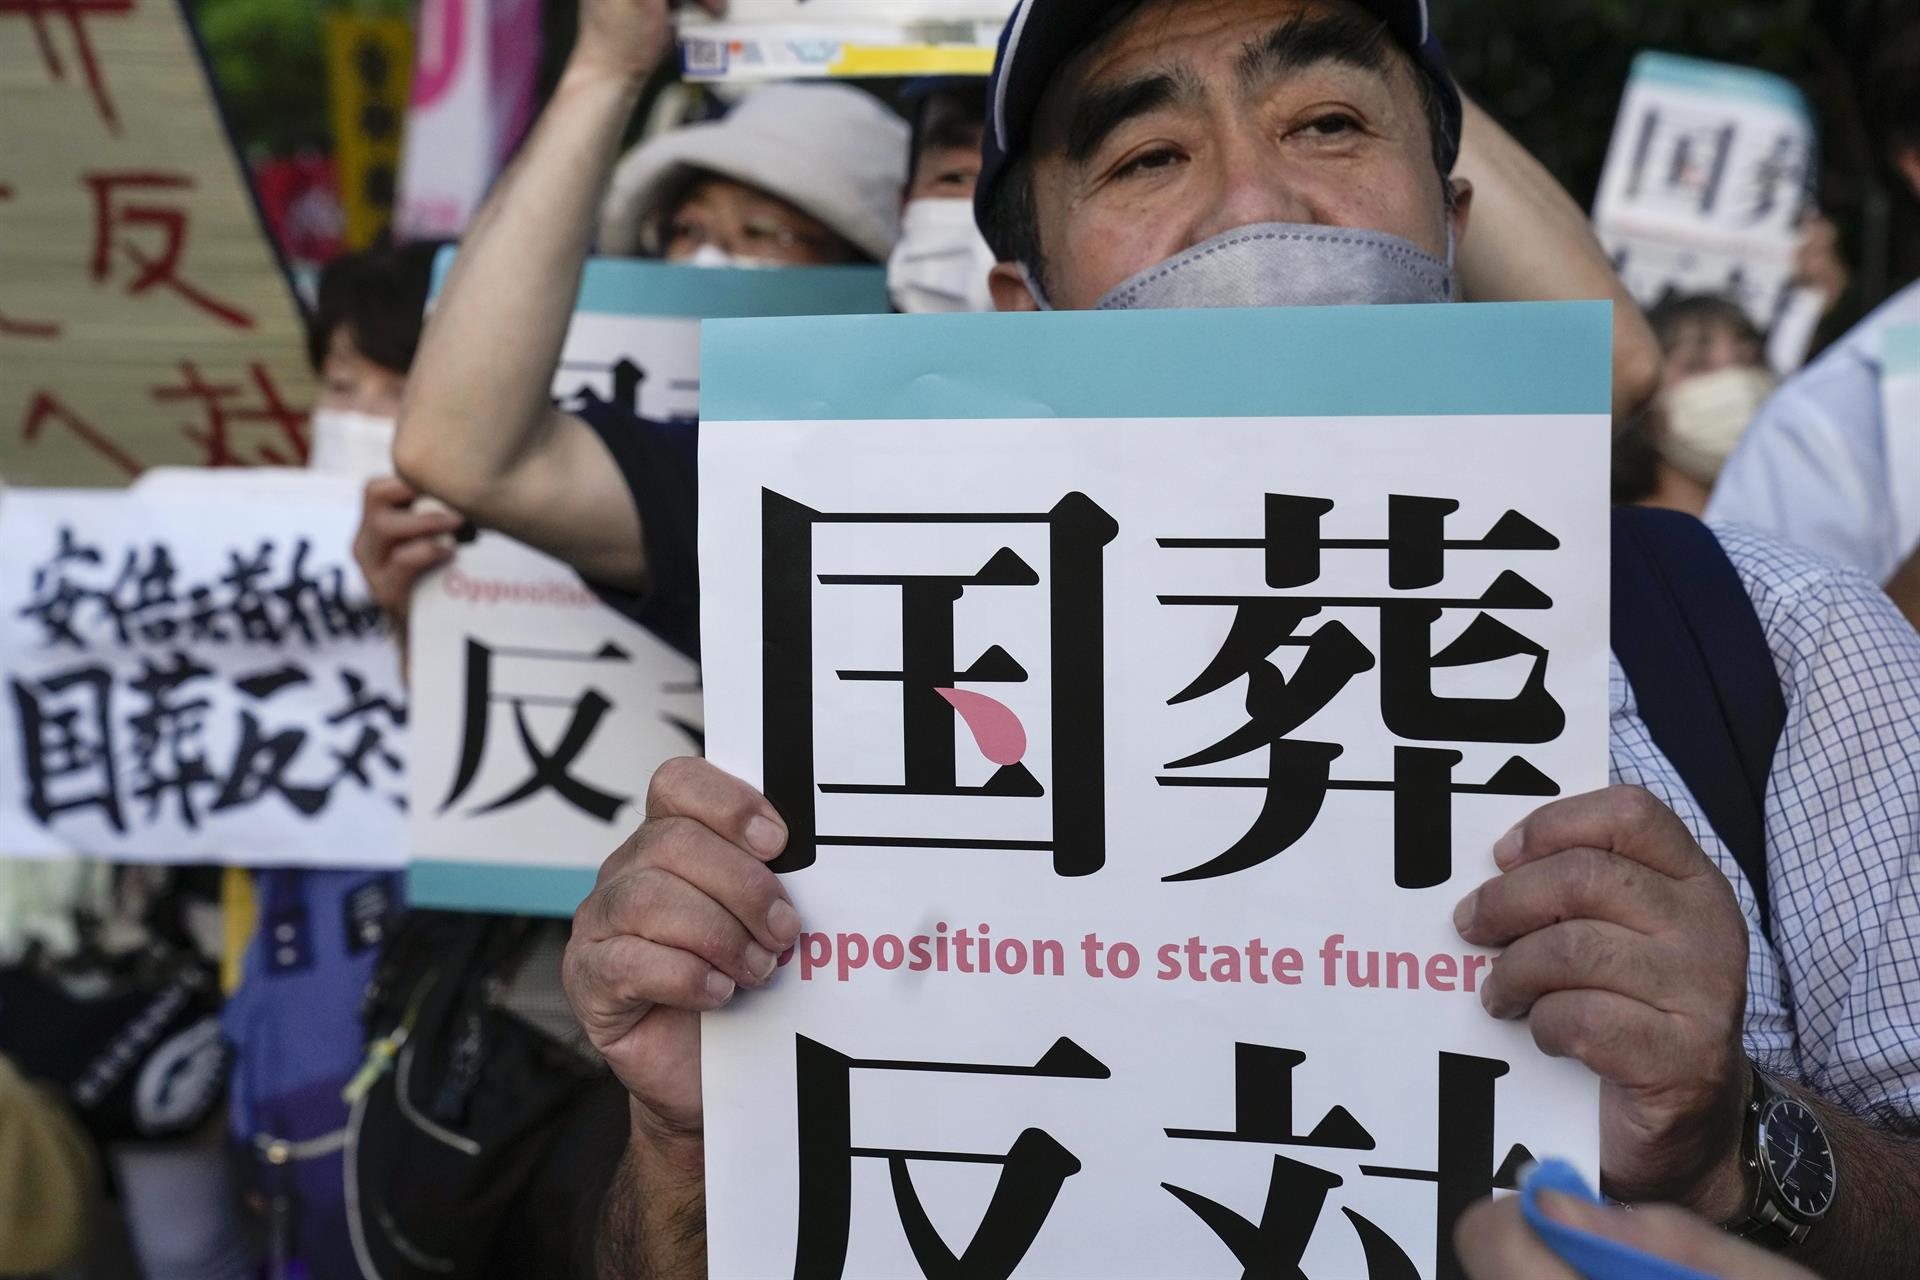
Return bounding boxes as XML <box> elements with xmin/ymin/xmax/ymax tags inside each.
<box><xmin>395</xmin><ymin>0</ymin><xmax>544</xmax><ymax>239</ymax></box>
<box><xmin>405</xmin><ymin>257</ymin><xmax>889</xmax><ymax>915</ymax></box>
<box><xmin>676</xmin><ymin>0</ymin><xmax>1013</xmax><ymax>80</ymax></box>
<box><xmin>1882</xmin><ymin>324</ymin><xmax>1920</xmax><ymax>573</ymax></box>
<box><xmin>697</xmin><ymin>302</ymin><xmax>1613</xmax><ymax>1278</ymax></box>
<box><xmin>0</xmin><ymin>0</ymin><xmax>315</xmax><ymax>486</ymax></box>
<box><xmin>0</xmin><ymin>469</ymin><xmax>405</xmax><ymax>868</ymax></box>
<box><xmin>1593</xmin><ymin>52</ymin><xmax>1819</xmax><ymax>371</ymax></box>
<box><xmin>326</xmin><ymin>13</ymin><xmax>412</xmax><ymax>251</ymax></box>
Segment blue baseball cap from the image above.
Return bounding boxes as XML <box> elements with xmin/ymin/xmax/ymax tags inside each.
<box><xmin>974</xmin><ymin>0</ymin><xmax>1464</xmax><ymax>244</ymax></box>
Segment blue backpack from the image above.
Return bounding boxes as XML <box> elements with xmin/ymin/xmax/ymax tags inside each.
<box><xmin>1610</xmin><ymin>508</ymin><xmax>1786</xmax><ymax>941</ymax></box>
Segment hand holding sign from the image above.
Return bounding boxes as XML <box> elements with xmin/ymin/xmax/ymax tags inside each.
<box><xmin>563</xmin><ymin>757</ymin><xmax>800</xmax><ymax>1135</ymax></box>
<box><xmin>574</xmin><ymin>0</ymin><xmax>726</xmax><ymax>79</ymax></box>
<box><xmin>1455</xmin><ymin>785</ymin><xmax>1751</xmax><ymax>1215</ymax></box>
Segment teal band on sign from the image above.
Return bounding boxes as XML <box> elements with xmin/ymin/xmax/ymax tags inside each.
<box><xmin>408</xmin><ymin>861</ymin><xmax>597</xmax><ymax>918</ymax></box>
<box><xmin>430</xmin><ymin>246</ymin><xmax>888</xmax><ymax>318</ymax></box>
<box><xmin>1884</xmin><ymin>325</ymin><xmax>1920</xmax><ymax>377</ymax></box>
<box><xmin>700</xmin><ymin>301</ymin><xmax>1614</xmax><ymax>422</ymax></box>
<box><xmin>1630</xmin><ymin>51</ymin><xmax>1810</xmax><ymax>119</ymax></box>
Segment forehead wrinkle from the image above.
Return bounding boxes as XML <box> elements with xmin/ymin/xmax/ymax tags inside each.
<box><xmin>1063</xmin><ymin>64</ymin><xmax>1208</xmax><ymax>166</ymax></box>
<box><xmin>1235</xmin><ymin>10</ymin><xmax>1392</xmax><ymax>93</ymax></box>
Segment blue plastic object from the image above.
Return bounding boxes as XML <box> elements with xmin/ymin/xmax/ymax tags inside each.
<box><xmin>1519</xmin><ymin>1160</ymin><xmax>1720</xmax><ymax>1280</ymax></box>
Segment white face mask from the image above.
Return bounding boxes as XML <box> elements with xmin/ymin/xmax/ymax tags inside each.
<box><xmin>1660</xmin><ymin>365</ymin><xmax>1777</xmax><ymax>485</ymax></box>
<box><xmin>888</xmin><ymin>198</ymin><xmax>999</xmax><ymax>314</ymax></box>
<box><xmin>307</xmin><ymin>409</ymin><xmax>397</xmax><ymax>483</ymax></box>
<box><xmin>1022</xmin><ymin>221</ymin><xmax>1456</xmax><ymax>312</ymax></box>
<box><xmin>684</xmin><ymin>244</ymin><xmax>782</xmax><ymax>270</ymax></box>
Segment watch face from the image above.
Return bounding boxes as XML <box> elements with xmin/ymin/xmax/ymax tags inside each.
<box><xmin>1759</xmin><ymin>1096</ymin><xmax>1837</xmax><ymax>1219</ymax></box>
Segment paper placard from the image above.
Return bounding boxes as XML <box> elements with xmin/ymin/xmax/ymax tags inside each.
<box><xmin>405</xmin><ymin>256</ymin><xmax>889</xmax><ymax>915</ymax></box>
<box><xmin>696</xmin><ymin>302</ymin><xmax>1611</xmax><ymax>1278</ymax></box>
<box><xmin>1593</xmin><ymin>52</ymin><xmax>1816</xmax><ymax>369</ymax></box>
<box><xmin>676</xmin><ymin>0</ymin><xmax>1013</xmax><ymax>80</ymax></box>
<box><xmin>0</xmin><ymin>470</ymin><xmax>404</xmax><ymax>866</ymax></box>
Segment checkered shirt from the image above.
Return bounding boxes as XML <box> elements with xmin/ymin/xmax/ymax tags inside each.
<box><xmin>1610</xmin><ymin>523</ymin><xmax>1920</xmax><ymax>1121</ymax></box>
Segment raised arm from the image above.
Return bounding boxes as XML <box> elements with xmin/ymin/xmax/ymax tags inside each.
<box><xmin>1451</xmin><ymin>95</ymin><xmax>1663</xmax><ymax>423</ymax></box>
<box><xmin>393</xmin><ymin>0</ymin><xmax>720</xmax><ymax>591</ymax></box>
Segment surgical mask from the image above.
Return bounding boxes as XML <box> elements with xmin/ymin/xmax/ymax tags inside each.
<box><xmin>684</xmin><ymin>244</ymin><xmax>781</xmax><ymax>270</ymax></box>
<box><xmin>888</xmin><ymin>198</ymin><xmax>998</xmax><ymax>314</ymax></box>
<box><xmin>1660</xmin><ymin>365</ymin><xmax>1776</xmax><ymax>485</ymax></box>
<box><xmin>307</xmin><ymin>409</ymin><xmax>397</xmax><ymax>483</ymax></box>
<box><xmin>1025</xmin><ymin>221</ymin><xmax>1455</xmax><ymax>311</ymax></box>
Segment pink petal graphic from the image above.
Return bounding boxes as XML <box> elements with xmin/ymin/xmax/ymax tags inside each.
<box><xmin>935</xmin><ymin>687</ymin><xmax>1028</xmax><ymax>767</ymax></box>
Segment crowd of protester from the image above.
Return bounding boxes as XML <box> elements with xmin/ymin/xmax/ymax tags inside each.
<box><xmin>6</xmin><ymin>0</ymin><xmax>1920</xmax><ymax>1277</ymax></box>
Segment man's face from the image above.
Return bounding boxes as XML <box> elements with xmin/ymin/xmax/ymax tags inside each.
<box><xmin>989</xmin><ymin>0</ymin><xmax>1469</xmax><ymax>312</ymax></box>
<box><xmin>317</xmin><ymin>326</ymin><xmax>406</xmax><ymax>417</ymax></box>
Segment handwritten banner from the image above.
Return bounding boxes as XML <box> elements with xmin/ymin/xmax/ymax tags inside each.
<box><xmin>696</xmin><ymin>303</ymin><xmax>1612</xmax><ymax>1277</ymax></box>
<box><xmin>0</xmin><ymin>0</ymin><xmax>315</xmax><ymax>486</ymax></box>
<box><xmin>0</xmin><ymin>470</ymin><xmax>404</xmax><ymax>867</ymax></box>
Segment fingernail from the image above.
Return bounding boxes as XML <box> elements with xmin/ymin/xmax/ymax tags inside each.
<box><xmin>434</xmin><ymin>533</ymin><xmax>457</xmax><ymax>551</ymax></box>
<box><xmin>1493</xmin><ymin>824</ymin><xmax>1523</xmax><ymax>868</ymax></box>
<box><xmin>745</xmin><ymin>814</ymin><xmax>787</xmax><ymax>859</ymax></box>
<box><xmin>744</xmin><ymin>944</ymin><xmax>777</xmax><ymax>983</ymax></box>
<box><xmin>767</xmin><ymin>898</ymin><xmax>800</xmax><ymax>944</ymax></box>
<box><xmin>1452</xmin><ymin>890</ymin><xmax>1477</xmax><ymax>935</ymax></box>
<box><xmin>705</xmin><ymin>971</ymin><xmax>735</xmax><ymax>1005</ymax></box>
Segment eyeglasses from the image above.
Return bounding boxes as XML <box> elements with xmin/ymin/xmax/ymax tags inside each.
<box><xmin>665</xmin><ymin>214</ymin><xmax>836</xmax><ymax>260</ymax></box>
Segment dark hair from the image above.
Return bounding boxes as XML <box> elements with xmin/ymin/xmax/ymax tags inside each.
<box><xmin>306</xmin><ymin>239</ymin><xmax>448</xmax><ymax>374</ymax></box>
<box><xmin>1645</xmin><ymin>294</ymin><xmax>1765</xmax><ymax>355</ymax></box>
<box><xmin>909</xmin><ymin>81</ymin><xmax>990</xmax><ymax>187</ymax></box>
<box><xmin>981</xmin><ymin>12</ymin><xmax>1455</xmax><ymax>297</ymax></box>
<box><xmin>1868</xmin><ymin>27</ymin><xmax>1920</xmax><ymax>168</ymax></box>
<box><xmin>1611</xmin><ymin>403</ymin><xmax>1661</xmax><ymax>505</ymax></box>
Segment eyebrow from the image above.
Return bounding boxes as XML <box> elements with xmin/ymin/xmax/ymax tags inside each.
<box><xmin>1235</xmin><ymin>10</ymin><xmax>1393</xmax><ymax>92</ymax></box>
<box><xmin>1064</xmin><ymin>66</ymin><xmax>1206</xmax><ymax>166</ymax></box>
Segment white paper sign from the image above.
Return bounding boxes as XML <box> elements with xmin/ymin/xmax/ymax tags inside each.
<box><xmin>677</xmin><ymin>0</ymin><xmax>1014</xmax><ymax>80</ymax></box>
<box><xmin>0</xmin><ymin>470</ymin><xmax>405</xmax><ymax>867</ymax></box>
<box><xmin>697</xmin><ymin>304</ymin><xmax>1611</xmax><ymax>1278</ymax></box>
<box><xmin>1593</xmin><ymin>52</ymin><xmax>1816</xmax><ymax>368</ymax></box>
<box><xmin>404</xmin><ymin>256</ymin><xmax>889</xmax><ymax>914</ymax></box>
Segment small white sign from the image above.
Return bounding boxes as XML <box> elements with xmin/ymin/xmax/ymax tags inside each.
<box><xmin>676</xmin><ymin>0</ymin><xmax>1014</xmax><ymax>80</ymax></box>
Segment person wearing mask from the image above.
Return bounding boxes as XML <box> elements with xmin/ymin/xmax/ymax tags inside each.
<box><xmin>888</xmin><ymin>79</ymin><xmax>999</xmax><ymax>315</ymax></box>
<box><xmin>1709</xmin><ymin>26</ymin><xmax>1920</xmax><ymax>620</ymax></box>
<box><xmin>565</xmin><ymin>2</ymin><xmax>1920</xmax><ymax>1278</ymax></box>
<box><xmin>1615</xmin><ymin>294</ymin><xmax>1777</xmax><ymax>517</ymax></box>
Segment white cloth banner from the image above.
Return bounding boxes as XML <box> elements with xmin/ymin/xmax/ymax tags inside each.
<box><xmin>0</xmin><ymin>470</ymin><xmax>405</xmax><ymax>866</ymax></box>
<box><xmin>1592</xmin><ymin>52</ymin><xmax>1817</xmax><ymax>370</ymax></box>
<box><xmin>696</xmin><ymin>303</ymin><xmax>1611</xmax><ymax>1278</ymax></box>
<box><xmin>676</xmin><ymin>0</ymin><xmax>1015</xmax><ymax>80</ymax></box>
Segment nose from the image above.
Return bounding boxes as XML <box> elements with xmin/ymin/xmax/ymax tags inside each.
<box><xmin>1190</xmin><ymin>127</ymin><xmax>1314</xmax><ymax>245</ymax></box>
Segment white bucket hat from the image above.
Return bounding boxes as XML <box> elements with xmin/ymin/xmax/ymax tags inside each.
<box><xmin>599</xmin><ymin>83</ymin><xmax>910</xmax><ymax>262</ymax></box>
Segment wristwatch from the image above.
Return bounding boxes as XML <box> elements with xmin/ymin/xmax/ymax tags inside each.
<box><xmin>1725</xmin><ymin>1065</ymin><xmax>1838</xmax><ymax>1248</ymax></box>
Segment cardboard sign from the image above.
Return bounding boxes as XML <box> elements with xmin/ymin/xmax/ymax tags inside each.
<box><xmin>697</xmin><ymin>303</ymin><xmax>1612</xmax><ymax>1278</ymax></box>
<box><xmin>0</xmin><ymin>0</ymin><xmax>315</xmax><ymax>486</ymax></box>
<box><xmin>1593</xmin><ymin>52</ymin><xmax>1817</xmax><ymax>369</ymax></box>
<box><xmin>1882</xmin><ymin>325</ymin><xmax>1920</xmax><ymax>574</ymax></box>
<box><xmin>0</xmin><ymin>470</ymin><xmax>405</xmax><ymax>867</ymax></box>
<box><xmin>405</xmin><ymin>257</ymin><xmax>890</xmax><ymax>915</ymax></box>
<box><xmin>676</xmin><ymin>0</ymin><xmax>1014</xmax><ymax>80</ymax></box>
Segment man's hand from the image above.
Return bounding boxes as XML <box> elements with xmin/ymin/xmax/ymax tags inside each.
<box><xmin>1455</xmin><ymin>1191</ymin><xmax>1817</xmax><ymax>1279</ymax></box>
<box><xmin>573</xmin><ymin>0</ymin><xmax>725</xmax><ymax>81</ymax></box>
<box><xmin>351</xmin><ymin>476</ymin><xmax>463</xmax><ymax>659</ymax></box>
<box><xmin>1454</xmin><ymin>786</ymin><xmax>1751</xmax><ymax>1215</ymax></box>
<box><xmin>564</xmin><ymin>758</ymin><xmax>800</xmax><ymax>1138</ymax></box>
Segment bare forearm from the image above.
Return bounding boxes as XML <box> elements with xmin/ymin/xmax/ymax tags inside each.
<box><xmin>1452</xmin><ymin>96</ymin><xmax>1662</xmax><ymax>421</ymax></box>
<box><xmin>1782</xmin><ymin>1086</ymin><xmax>1920</xmax><ymax>1276</ymax></box>
<box><xmin>395</xmin><ymin>58</ymin><xmax>644</xmax><ymax>512</ymax></box>
<box><xmin>598</xmin><ymin>1103</ymin><xmax>707</xmax><ymax>1280</ymax></box>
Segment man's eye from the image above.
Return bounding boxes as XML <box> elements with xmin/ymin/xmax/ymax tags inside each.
<box><xmin>1113</xmin><ymin>148</ymin><xmax>1183</xmax><ymax>180</ymax></box>
<box><xmin>1300</xmin><ymin>113</ymin><xmax>1360</xmax><ymax>137</ymax></box>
